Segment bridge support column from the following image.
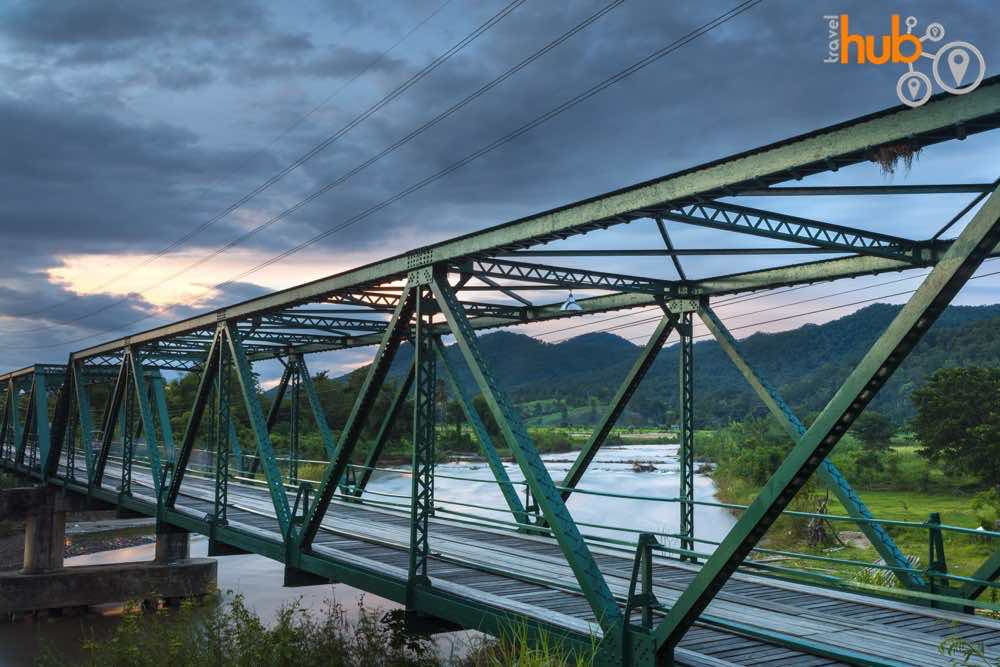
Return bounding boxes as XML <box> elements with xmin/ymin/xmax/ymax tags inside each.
<box><xmin>21</xmin><ymin>488</ymin><xmax>64</xmax><ymax>573</ymax></box>
<box><xmin>155</xmin><ymin>523</ymin><xmax>190</xmax><ymax>563</ymax></box>
<box><xmin>1</xmin><ymin>487</ymin><xmax>216</xmax><ymax>616</ymax></box>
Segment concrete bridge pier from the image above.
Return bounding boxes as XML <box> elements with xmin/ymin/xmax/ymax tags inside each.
<box><xmin>0</xmin><ymin>485</ymin><xmax>216</xmax><ymax>618</ymax></box>
<box><xmin>20</xmin><ymin>488</ymin><xmax>65</xmax><ymax>574</ymax></box>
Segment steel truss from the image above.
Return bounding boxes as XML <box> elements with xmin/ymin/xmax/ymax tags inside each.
<box><xmin>4</xmin><ymin>78</ymin><xmax>1000</xmax><ymax>666</ymax></box>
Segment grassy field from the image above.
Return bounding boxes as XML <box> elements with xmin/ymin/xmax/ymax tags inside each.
<box><xmin>709</xmin><ymin>443</ymin><xmax>997</xmax><ymax>598</ymax></box>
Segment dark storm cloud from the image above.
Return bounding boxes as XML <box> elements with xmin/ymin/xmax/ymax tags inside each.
<box><xmin>0</xmin><ymin>93</ymin><xmax>276</xmax><ymax>250</ymax></box>
<box><xmin>0</xmin><ymin>0</ymin><xmax>997</xmax><ymax>370</ymax></box>
<box><xmin>2</xmin><ymin>0</ymin><xmax>266</xmax><ymax>54</ymax></box>
<box><xmin>0</xmin><ymin>0</ymin><xmax>403</xmax><ymax>90</ymax></box>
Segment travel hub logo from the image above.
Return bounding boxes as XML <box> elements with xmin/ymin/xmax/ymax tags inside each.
<box><xmin>823</xmin><ymin>14</ymin><xmax>985</xmax><ymax>107</ymax></box>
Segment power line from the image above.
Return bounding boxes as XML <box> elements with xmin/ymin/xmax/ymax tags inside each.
<box><xmin>5</xmin><ymin>0</ymin><xmax>456</xmax><ymax>321</ymax></box>
<box><xmin>1</xmin><ymin>0</ymin><xmax>519</xmax><ymax>331</ymax></box>
<box><xmin>7</xmin><ymin>0</ymin><xmax>765</xmax><ymax>351</ymax></box>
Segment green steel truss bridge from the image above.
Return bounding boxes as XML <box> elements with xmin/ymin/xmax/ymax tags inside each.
<box><xmin>4</xmin><ymin>79</ymin><xmax>1000</xmax><ymax>666</ymax></box>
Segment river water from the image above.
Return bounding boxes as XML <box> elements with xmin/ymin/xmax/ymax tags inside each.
<box><xmin>0</xmin><ymin>443</ymin><xmax>736</xmax><ymax>665</ymax></box>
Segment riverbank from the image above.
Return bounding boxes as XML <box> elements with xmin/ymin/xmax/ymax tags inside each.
<box><xmin>696</xmin><ymin>425</ymin><xmax>996</xmax><ymax>588</ymax></box>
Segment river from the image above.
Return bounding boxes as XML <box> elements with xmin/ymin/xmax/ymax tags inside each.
<box><xmin>0</xmin><ymin>443</ymin><xmax>736</xmax><ymax>665</ymax></box>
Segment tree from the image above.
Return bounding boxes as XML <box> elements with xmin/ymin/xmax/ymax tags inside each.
<box><xmin>444</xmin><ymin>400</ymin><xmax>464</xmax><ymax>435</ymax></box>
<box><xmin>912</xmin><ymin>367</ymin><xmax>1000</xmax><ymax>491</ymax></box>
<box><xmin>851</xmin><ymin>411</ymin><xmax>895</xmax><ymax>450</ymax></box>
<box><xmin>471</xmin><ymin>394</ymin><xmax>502</xmax><ymax>440</ymax></box>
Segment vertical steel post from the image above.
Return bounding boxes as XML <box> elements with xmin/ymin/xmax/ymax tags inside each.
<box><xmin>43</xmin><ymin>367</ymin><xmax>72</xmax><ymax>480</ymax></box>
<box><xmin>408</xmin><ymin>290</ymin><xmax>436</xmax><ymax>601</ymax></box>
<box><xmin>655</xmin><ymin>183</ymin><xmax>1000</xmax><ymax>658</ymax></box>
<box><xmin>120</xmin><ymin>369</ymin><xmax>133</xmax><ymax>496</ymax></box>
<box><xmin>678</xmin><ymin>311</ymin><xmax>695</xmax><ymax>562</ymax></box>
<box><xmin>429</xmin><ymin>270</ymin><xmax>623</xmax><ymax>639</ymax></box>
<box><xmin>214</xmin><ymin>341</ymin><xmax>229</xmax><ymax>525</ymax></box>
<box><xmin>65</xmin><ymin>404</ymin><xmax>78</xmax><ymax>481</ymax></box>
<box><xmin>289</xmin><ymin>357</ymin><xmax>301</xmax><ymax>485</ymax></box>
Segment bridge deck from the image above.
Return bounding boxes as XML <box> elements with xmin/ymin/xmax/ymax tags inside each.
<box><xmin>58</xmin><ymin>458</ymin><xmax>1000</xmax><ymax>667</ymax></box>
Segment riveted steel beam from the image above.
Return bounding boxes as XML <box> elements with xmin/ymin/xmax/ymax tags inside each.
<box><xmin>408</xmin><ymin>291</ymin><xmax>436</xmax><ymax>602</ymax></box>
<box><xmin>656</xmin><ymin>182</ymin><xmax>1000</xmax><ymax>657</ymax></box>
<box><xmin>465</xmin><ymin>258</ymin><xmax>673</xmax><ymax>295</ymax></box>
<box><xmin>698</xmin><ymin>302</ymin><xmax>924</xmax><ymax>590</ymax></box>
<box><xmin>659</xmin><ymin>201</ymin><xmax>925</xmax><ymax>261</ymax></box>
<box><xmin>678</xmin><ymin>311</ymin><xmax>695</xmax><ymax>561</ymax></box>
<box><xmin>224</xmin><ymin>322</ymin><xmax>293</xmax><ymax>534</ymax></box>
<box><xmin>737</xmin><ymin>183</ymin><xmax>994</xmax><ymax>196</ymax></box>
<box><xmin>560</xmin><ymin>311</ymin><xmax>676</xmax><ymax>500</ymax></box>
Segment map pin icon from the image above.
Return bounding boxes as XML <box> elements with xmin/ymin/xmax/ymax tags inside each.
<box><xmin>947</xmin><ymin>48</ymin><xmax>970</xmax><ymax>86</ymax></box>
<box><xmin>907</xmin><ymin>77</ymin><xmax>921</xmax><ymax>100</ymax></box>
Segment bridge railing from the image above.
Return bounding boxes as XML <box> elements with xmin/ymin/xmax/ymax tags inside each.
<box><xmin>101</xmin><ymin>445</ymin><xmax>1000</xmax><ymax>614</ymax></box>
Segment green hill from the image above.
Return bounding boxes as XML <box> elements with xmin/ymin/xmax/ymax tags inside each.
<box><xmin>363</xmin><ymin>303</ymin><xmax>1000</xmax><ymax>427</ymax></box>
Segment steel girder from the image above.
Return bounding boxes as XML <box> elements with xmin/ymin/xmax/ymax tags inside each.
<box><xmin>677</xmin><ymin>311</ymin><xmax>695</xmax><ymax>562</ymax></box>
<box><xmin>658</xmin><ymin>201</ymin><xmax>925</xmax><ymax>261</ymax></box>
<box><xmin>255</xmin><ymin>313</ymin><xmax>388</xmax><ymax>333</ymax></box>
<box><xmin>224</xmin><ymin>322</ymin><xmax>293</xmax><ymax>533</ymax></box>
<box><xmin>697</xmin><ymin>303</ymin><xmax>924</xmax><ymax>590</ymax></box>
<box><xmin>434</xmin><ymin>337</ymin><xmax>528</xmax><ymax>525</ymax></box>
<box><xmin>428</xmin><ymin>269</ymin><xmax>624</xmax><ymax>642</ymax></box>
<box><xmin>464</xmin><ymin>258</ymin><xmax>674</xmax><ymax>295</ymax></box>
<box><xmin>408</xmin><ymin>291</ymin><xmax>436</xmax><ymax>603</ymax></box>
<box><xmin>560</xmin><ymin>311</ymin><xmax>676</xmax><ymax>500</ymax></box>
<box><xmin>214</xmin><ymin>339</ymin><xmax>230</xmax><ymax>524</ymax></box>
<box><xmin>655</xmin><ymin>182</ymin><xmax>1000</xmax><ymax>658</ymax></box>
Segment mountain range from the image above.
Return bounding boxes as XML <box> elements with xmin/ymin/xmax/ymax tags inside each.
<box><xmin>365</xmin><ymin>303</ymin><xmax>1000</xmax><ymax>427</ymax></box>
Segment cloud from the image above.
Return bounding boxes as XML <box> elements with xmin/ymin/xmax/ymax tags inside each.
<box><xmin>0</xmin><ymin>0</ymin><xmax>997</xmax><ymax>372</ymax></box>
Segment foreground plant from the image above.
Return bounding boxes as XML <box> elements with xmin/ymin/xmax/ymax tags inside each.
<box><xmin>36</xmin><ymin>593</ymin><xmax>591</xmax><ymax>667</ymax></box>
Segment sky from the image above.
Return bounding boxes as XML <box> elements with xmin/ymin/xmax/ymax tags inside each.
<box><xmin>0</xmin><ymin>0</ymin><xmax>998</xmax><ymax>379</ymax></box>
